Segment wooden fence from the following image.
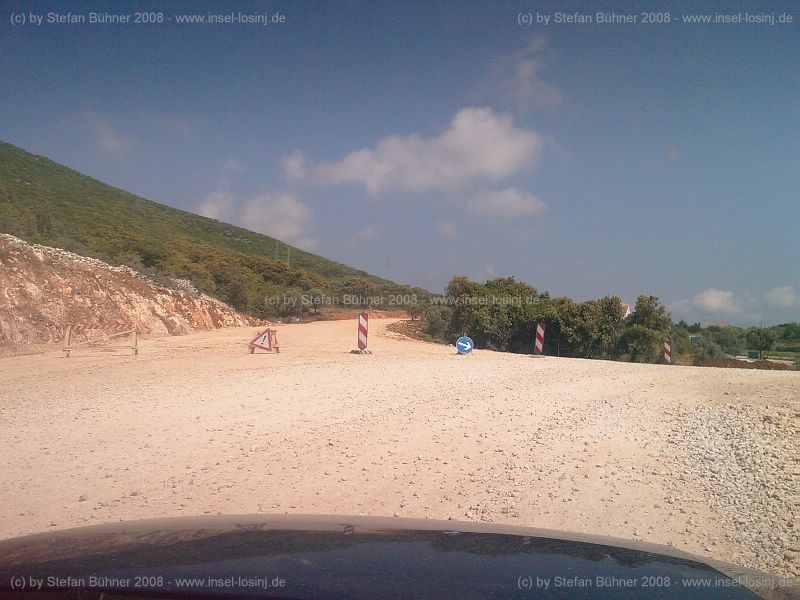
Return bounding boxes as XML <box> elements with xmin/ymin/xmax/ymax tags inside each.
<box><xmin>63</xmin><ymin>326</ymin><xmax>138</xmax><ymax>358</ymax></box>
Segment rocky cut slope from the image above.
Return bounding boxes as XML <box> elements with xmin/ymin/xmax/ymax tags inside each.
<box><xmin>0</xmin><ymin>234</ymin><xmax>260</xmax><ymax>351</ymax></box>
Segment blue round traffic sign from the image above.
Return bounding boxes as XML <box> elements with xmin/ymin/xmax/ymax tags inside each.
<box><xmin>456</xmin><ymin>336</ymin><xmax>474</xmax><ymax>354</ymax></box>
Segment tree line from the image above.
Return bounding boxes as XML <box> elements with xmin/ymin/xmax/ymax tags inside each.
<box><xmin>421</xmin><ymin>276</ymin><xmax>799</xmax><ymax>366</ymax></box>
<box><xmin>675</xmin><ymin>320</ymin><xmax>797</xmax><ymax>363</ymax></box>
<box><xmin>422</xmin><ymin>276</ymin><xmax>671</xmax><ymax>362</ymax></box>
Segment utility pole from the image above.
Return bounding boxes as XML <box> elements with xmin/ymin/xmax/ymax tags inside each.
<box><xmin>287</xmin><ymin>244</ymin><xmax>291</xmax><ymax>268</ymax></box>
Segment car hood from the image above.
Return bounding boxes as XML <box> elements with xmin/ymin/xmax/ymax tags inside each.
<box><xmin>0</xmin><ymin>514</ymin><xmax>796</xmax><ymax>599</ymax></box>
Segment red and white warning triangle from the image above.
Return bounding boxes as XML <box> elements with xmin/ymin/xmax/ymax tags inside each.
<box><xmin>249</xmin><ymin>329</ymin><xmax>273</xmax><ymax>351</ymax></box>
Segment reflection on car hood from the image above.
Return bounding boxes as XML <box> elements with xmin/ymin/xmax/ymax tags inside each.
<box><xmin>0</xmin><ymin>515</ymin><xmax>796</xmax><ymax>599</ymax></box>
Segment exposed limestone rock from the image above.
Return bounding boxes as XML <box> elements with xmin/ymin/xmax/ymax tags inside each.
<box><xmin>0</xmin><ymin>234</ymin><xmax>260</xmax><ymax>349</ymax></box>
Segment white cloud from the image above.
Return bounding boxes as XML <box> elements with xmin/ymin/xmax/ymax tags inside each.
<box><xmin>348</xmin><ymin>226</ymin><xmax>380</xmax><ymax>245</ymax></box>
<box><xmin>199</xmin><ymin>158</ymin><xmax>314</xmax><ymax>247</ymax></box>
<box><xmin>199</xmin><ymin>184</ymin><xmax>314</xmax><ymax>248</ymax></box>
<box><xmin>313</xmin><ymin>107</ymin><xmax>544</xmax><ymax>194</ymax></box>
<box><xmin>436</xmin><ymin>221</ymin><xmax>457</xmax><ymax>238</ymax></box>
<box><xmin>241</xmin><ymin>192</ymin><xmax>314</xmax><ymax>245</ymax></box>
<box><xmin>468</xmin><ymin>187</ymin><xmax>546</xmax><ymax>220</ymax></box>
<box><xmin>764</xmin><ymin>285</ymin><xmax>799</xmax><ymax>308</ymax></box>
<box><xmin>198</xmin><ymin>181</ymin><xmax>236</xmax><ymax>221</ymax></box>
<box><xmin>282</xmin><ymin>150</ymin><xmax>307</xmax><ymax>179</ymax></box>
<box><xmin>482</xmin><ymin>37</ymin><xmax>563</xmax><ymax>111</ymax></box>
<box><xmin>692</xmin><ymin>288</ymin><xmax>742</xmax><ymax>314</ymax></box>
<box><xmin>83</xmin><ymin>109</ymin><xmax>133</xmax><ymax>152</ymax></box>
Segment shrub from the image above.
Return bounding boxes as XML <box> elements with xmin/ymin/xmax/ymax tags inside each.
<box><xmin>694</xmin><ymin>338</ymin><xmax>724</xmax><ymax>363</ymax></box>
<box><xmin>711</xmin><ymin>327</ymin><xmax>745</xmax><ymax>356</ymax></box>
<box><xmin>423</xmin><ymin>306</ymin><xmax>451</xmax><ymax>341</ymax></box>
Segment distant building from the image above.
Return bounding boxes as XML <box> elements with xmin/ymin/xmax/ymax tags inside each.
<box><xmin>620</xmin><ymin>303</ymin><xmax>632</xmax><ymax>318</ymax></box>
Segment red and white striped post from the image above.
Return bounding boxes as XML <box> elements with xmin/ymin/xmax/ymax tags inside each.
<box><xmin>534</xmin><ymin>322</ymin><xmax>546</xmax><ymax>355</ymax></box>
<box><xmin>357</xmin><ymin>312</ymin><xmax>369</xmax><ymax>351</ymax></box>
<box><xmin>664</xmin><ymin>339</ymin><xmax>672</xmax><ymax>364</ymax></box>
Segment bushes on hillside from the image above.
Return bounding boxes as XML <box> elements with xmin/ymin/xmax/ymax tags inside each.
<box><xmin>0</xmin><ymin>141</ymin><xmax>416</xmax><ymax>320</ymax></box>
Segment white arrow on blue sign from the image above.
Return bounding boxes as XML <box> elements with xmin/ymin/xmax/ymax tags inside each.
<box><xmin>456</xmin><ymin>336</ymin><xmax>474</xmax><ymax>354</ymax></box>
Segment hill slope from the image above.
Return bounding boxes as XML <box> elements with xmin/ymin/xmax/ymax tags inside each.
<box><xmin>0</xmin><ymin>233</ymin><xmax>259</xmax><ymax>350</ymax></box>
<box><xmin>0</xmin><ymin>141</ymin><xmax>420</xmax><ymax>318</ymax></box>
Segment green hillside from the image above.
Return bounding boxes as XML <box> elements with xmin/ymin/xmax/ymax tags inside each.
<box><xmin>0</xmin><ymin>141</ymin><xmax>424</xmax><ymax>317</ymax></box>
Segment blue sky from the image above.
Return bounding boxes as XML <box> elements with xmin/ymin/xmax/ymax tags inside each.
<box><xmin>1</xmin><ymin>0</ymin><xmax>798</xmax><ymax>325</ymax></box>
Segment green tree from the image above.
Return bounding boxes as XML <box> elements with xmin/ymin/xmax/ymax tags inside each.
<box><xmin>34</xmin><ymin>208</ymin><xmax>53</xmax><ymax>236</ymax></box>
<box><xmin>442</xmin><ymin>276</ymin><xmax>544</xmax><ymax>351</ymax></box>
<box><xmin>619</xmin><ymin>295</ymin><xmax>672</xmax><ymax>363</ymax></box>
<box><xmin>134</xmin><ymin>240</ymin><xmax>170</xmax><ymax>271</ymax></box>
<box><xmin>475</xmin><ymin>304</ymin><xmax>515</xmax><ymax>350</ymax></box>
<box><xmin>540</xmin><ymin>297</ymin><xmax>573</xmax><ymax>356</ymax></box>
<box><xmin>423</xmin><ymin>305</ymin><xmax>451</xmax><ymax>340</ymax></box>
<box><xmin>306</xmin><ymin>287</ymin><xmax>325</xmax><ymax>314</ymax></box>
<box><xmin>712</xmin><ymin>327</ymin><xmax>745</xmax><ymax>356</ymax></box>
<box><xmin>484</xmin><ymin>277</ymin><xmax>542</xmax><ymax>352</ymax></box>
<box><xmin>407</xmin><ymin>301</ymin><xmax>424</xmax><ymax>321</ymax></box>
<box><xmin>781</xmin><ymin>322</ymin><xmax>800</xmax><ymax>340</ymax></box>
<box><xmin>445</xmin><ymin>275</ymin><xmax>478</xmax><ymax>299</ymax></box>
<box><xmin>746</xmin><ymin>327</ymin><xmax>776</xmax><ymax>359</ymax></box>
<box><xmin>339</xmin><ymin>277</ymin><xmax>377</xmax><ymax>303</ymax></box>
<box><xmin>555</xmin><ymin>297</ymin><xmax>623</xmax><ymax>359</ymax></box>
<box><xmin>220</xmin><ymin>277</ymin><xmax>249</xmax><ymax>312</ymax></box>
<box><xmin>278</xmin><ymin>286</ymin><xmax>306</xmax><ymax>318</ymax></box>
<box><xmin>670</xmin><ymin>323</ymin><xmax>691</xmax><ymax>356</ymax></box>
<box><xmin>593</xmin><ymin>296</ymin><xmax>625</xmax><ymax>358</ymax></box>
<box><xmin>694</xmin><ymin>338</ymin><xmax>724</xmax><ymax>363</ymax></box>
<box><xmin>444</xmin><ymin>276</ymin><xmax>482</xmax><ymax>340</ymax></box>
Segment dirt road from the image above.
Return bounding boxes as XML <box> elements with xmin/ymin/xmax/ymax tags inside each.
<box><xmin>1</xmin><ymin>319</ymin><xmax>797</xmax><ymax>578</ymax></box>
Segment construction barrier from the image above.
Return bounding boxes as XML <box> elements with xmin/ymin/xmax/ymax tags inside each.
<box><xmin>350</xmin><ymin>312</ymin><xmax>371</xmax><ymax>354</ymax></box>
<box><xmin>358</xmin><ymin>312</ymin><xmax>368</xmax><ymax>350</ymax></box>
<box><xmin>664</xmin><ymin>339</ymin><xmax>671</xmax><ymax>364</ymax></box>
<box><xmin>63</xmin><ymin>326</ymin><xmax>138</xmax><ymax>358</ymax></box>
<box><xmin>533</xmin><ymin>322</ymin><xmax>546</xmax><ymax>355</ymax></box>
<box><xmin>249</xmin><ymin>328</ymin><xmax>280</xmax><ymax>354</ymax></box>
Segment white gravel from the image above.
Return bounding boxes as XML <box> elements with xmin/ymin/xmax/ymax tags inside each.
<box><xmin>663</xmin><ymin>400</ymin><xmax>799</xmax><ymax>578</ymax></box>
<box><xmin>0</xmin><ymin>318</ymin><xmax>797</xmax><ymax>580</ymax></box>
